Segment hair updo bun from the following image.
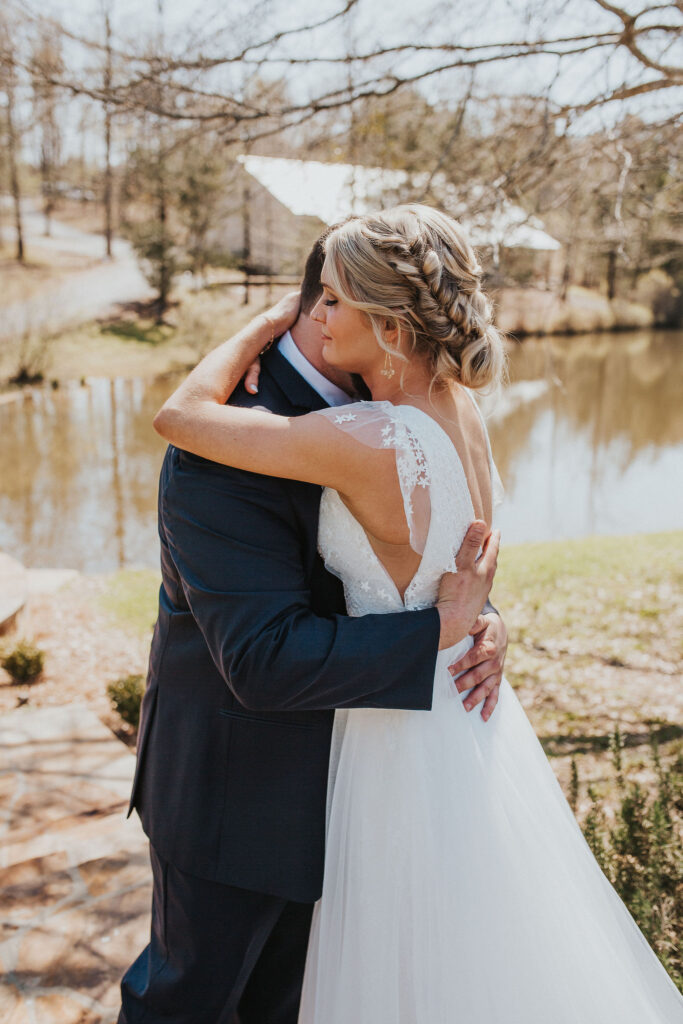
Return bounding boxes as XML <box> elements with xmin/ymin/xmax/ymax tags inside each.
<box><xmin>323</xmin><ymin>204</ymin><xmax>505</xmax><ymax>391</ymax></box>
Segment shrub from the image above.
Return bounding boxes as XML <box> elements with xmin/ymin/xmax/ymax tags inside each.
<box><xmin>577</xmin><ymin>730</ymin><xmax>683</xmax><ymax>992</ymax></box>
<box><xmin>8</xmin><ymin>326</ymin><xmax>51</xmax><ymax>386</ymax></box>
<box><xmin>634</xmin><ymin>269</ymin><xmax>681</xmax><ymax>326</ymax></box>
<box><xmin>107</xmin><ymin>673</ymin><xmax>145</xmax><ymax>728</ymax></box>
<box><xmin>2</xmin><ymin>640</ymin><xmax>45</xmax><ymax>683</ymax></box>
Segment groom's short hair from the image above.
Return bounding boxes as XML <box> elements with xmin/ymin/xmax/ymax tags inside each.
<box><xmin>300</xmin><ymin>217</ymin><xmax>359</xmax><ymax>316</ymax></box>
<box><xmin>300</xmin><ymin>232</ymin><xmax>329</xmax><ymax>315</ymax></box>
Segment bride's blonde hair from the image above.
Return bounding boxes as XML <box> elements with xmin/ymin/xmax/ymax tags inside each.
<box><xmin>323</xmin><ymin>204</ymin><xmax>505</xmax><ymax>391</ymax></box>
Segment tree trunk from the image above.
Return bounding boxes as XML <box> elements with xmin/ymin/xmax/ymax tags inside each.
<box><xmin>154</xmin><ymin>0</ymin><xmax>170</xmax><ymax>323</ymax></box>
<box><xmin>560</xmin><ymin>243</ymin><xmax>573</xmax><ymax>301</ymax></box>
<box><xmin>242</xmin><ymin>177</ymin><xmax>251</xmax><ymax>306</ymax></box>
<box><xmin>156</xmin><ymin>183</ymin><xmax>169</xmax><ymax>322</ymax></box>
<box><xmin>606</xmin><ymin>250</ymin><xmax>617</xmax><ymax>300</ymax></box>
<box><xmin>103</xmin><ymin>12</ymin><xmax>113</xmax><ymax>258</ymax></box>
<box><xmin>6</xmin><ymin>79</ymin><xmax>24</xmax><ymax>262</ymax></box>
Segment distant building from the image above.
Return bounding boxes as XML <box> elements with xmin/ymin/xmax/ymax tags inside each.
<box><xmin>210</xmin><ymin>155</ymin><xmax>562</xmax><ymax>283</ymax></box>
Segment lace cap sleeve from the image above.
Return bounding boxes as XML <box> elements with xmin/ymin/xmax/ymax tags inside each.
<box><xmin>313</xmin><ymin>401</ymin><xmax>431</xmax><ymax>555</ymax></box>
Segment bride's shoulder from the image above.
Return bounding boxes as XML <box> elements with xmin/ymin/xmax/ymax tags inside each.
<box><xmin>316</xmin><ymin>399</ymin><xmax>391</xmax><ymax>421</ymax></box>
<box><xmin>312</xmin><ymin>401</ymin><xmax>427</xmax><ymax>456</ymax></box>
<box><xmin>313</xmin><ymin>400</ymin><xmax>400</xmax><ymax>432</ymax></box>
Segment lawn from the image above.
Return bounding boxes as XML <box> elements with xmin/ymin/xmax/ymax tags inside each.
<box><xmin>99</xmin><ymin>530</ymin><xmax>683</xmax><ymax>778</ymax></box>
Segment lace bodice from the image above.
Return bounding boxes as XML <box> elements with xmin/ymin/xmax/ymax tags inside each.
<box><xmin>317</xmin><ymin>401</ymin><xmax>501</xmax><ymax>616</ymax></box>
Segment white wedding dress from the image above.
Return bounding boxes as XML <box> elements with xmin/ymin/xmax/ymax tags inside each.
<box><xmin>297</xmin><ymin>398</ymin><xmax>683</xmax><ymax>1024</ymax></box>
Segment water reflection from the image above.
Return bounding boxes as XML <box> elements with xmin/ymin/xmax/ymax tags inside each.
<box><xmin>486</xmin><ymin>330</ymin><xmax>683</xmax><ymax>543</ymax></box>
<box><xmin>2</xmin><ymin>376</ymin><xmax>172</xmax><ymax>571</ymax></box>
<box><xmin>2</xmin><ymin>330</ymin><xmax>682</xmax><ymax>571</ymax></box>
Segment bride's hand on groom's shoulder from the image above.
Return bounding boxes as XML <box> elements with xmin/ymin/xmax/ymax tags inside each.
<box><xmin>269</xmin><ymin>290</ymin><xmax>302</xmax><ymax>327</ymax></box>
<box><xmin>244</xmin><ymin>291</ymin><xmax>302</xmax><ymax>394</ymax></box>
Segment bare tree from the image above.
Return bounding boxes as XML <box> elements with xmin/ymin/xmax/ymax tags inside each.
<box><xmin>176</xmin><ymin>133</ymin><xmax>227</xmax><ymax>280</ymax></box>
<box><xmin>0</xmin><ymin>13</ymin><xmax>25</xmax><ymax>261</ymax></box>
<box><xmin>7</xmin><ymin>0</ymin><xmax>679</xmax><ymax>310</ymax></box>
<box><xmin>103</xmin><ymin>4</ymin><xmax>114</xmax><ymax>256</ymax></box>
<box><xmin>24</xmin><ymin>0</ymin><xmax>679</xmax><ymax>142</ymax></box>
<box><xmin>30</xmin><ymin>27</ymin><xmax>63</xmax><ymax>236</ymax></box>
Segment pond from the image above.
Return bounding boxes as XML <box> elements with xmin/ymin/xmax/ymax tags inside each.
<box><xmin>2</xmin><ymin>329</ymin><xmax>682</xmax><ymax>572</ymax></box>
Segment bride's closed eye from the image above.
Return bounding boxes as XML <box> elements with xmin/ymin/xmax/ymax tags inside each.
<box><xmin>324</xmin><ymin>299</ymin><xmax>337</xmax><ymax>306</ymax></box>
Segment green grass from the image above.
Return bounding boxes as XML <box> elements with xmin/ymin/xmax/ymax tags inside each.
<box><xmin>100</xmin><ymin>320</ymin><xmax>175</xmax><ymax>346</ymax></box>
<box><xmin>492</xmin><ymin>531</ymin><xmax>682</xmax><ymax>677</ymax></box>
<box><xmin>494</xmin><ymin>531</ymin><xmax>683</xmax><ymax>593</ymax></box>
<box><xmin>99</xmin><ymin>532</ymin><xmax>683</xmax><ymax>651</ymax></box>
<box><xmin>99</xmin><ymin>568</ymin><xmax>160</xmax><ymax>636</ymax></box>
<box><xmin>0</xmin><ymin>284</ymin><xmax>290</xmax><ymax>386</ymax></box>
<box><xmin>98</xmin><ymin>530</ymin><xmax>683</xmax><ymax>757</ymax></box>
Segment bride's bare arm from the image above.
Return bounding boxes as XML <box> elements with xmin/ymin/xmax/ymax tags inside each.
<box><xmin>153</xmin><ymin>292</ymin><xmax>396</xmax><ymax>503</ymax></box>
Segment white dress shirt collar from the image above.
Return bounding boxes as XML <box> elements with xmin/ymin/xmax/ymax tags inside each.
<box><xmin>277</xmin><ymin>330</ymin><xmax>352</xmax><ymax>408</ymax></box>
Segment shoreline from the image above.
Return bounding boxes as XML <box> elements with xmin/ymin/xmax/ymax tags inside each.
<box><xmin>1</xmin><ymin>318</ymin><xmax>679</xmax><ymax>400</ymax></box>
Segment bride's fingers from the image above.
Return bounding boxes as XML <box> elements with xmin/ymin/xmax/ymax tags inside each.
<box><xmin>269</xmin><ymin>290</ymin><xmax>302</xmax><ymax>327</ymax></box>
<box><xmin>244</xmin><ymin>360</ymin><xmax>261</xmax><ymax>394</ymax></box>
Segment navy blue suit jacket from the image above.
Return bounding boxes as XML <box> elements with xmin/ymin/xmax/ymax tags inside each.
<box><xmin>129</xmin><ymin>345</ymin><xmax>441</xmax><ymax>902</ymax></box>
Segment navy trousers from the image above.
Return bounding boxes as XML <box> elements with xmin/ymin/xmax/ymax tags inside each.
<box><xmin>118</xmin><ymin>846</ymin><xmax>314</xmax><ymax>1024</ymax></box>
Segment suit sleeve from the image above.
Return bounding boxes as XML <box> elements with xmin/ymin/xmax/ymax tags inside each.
<box><xmin>161</xmin><ymin>447</ymin><xmax>440</xmax><ymax>713</ymax></box>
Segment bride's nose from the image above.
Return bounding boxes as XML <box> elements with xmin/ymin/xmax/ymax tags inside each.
<box><xmin>310</xmin><ymin>295</ymin><xmax>325</xmax><ymax>323</ymax></box>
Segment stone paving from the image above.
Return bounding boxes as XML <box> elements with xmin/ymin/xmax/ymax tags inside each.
<box><xmin>0</xmin><ymin>704</ymin><xmax>151</xmax><ymax>1024</ymax></box>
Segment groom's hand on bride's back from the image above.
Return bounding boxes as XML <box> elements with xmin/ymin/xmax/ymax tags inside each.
<box><xmin>436</xmin><ymin>521</ymin><xmax>506</xmax><ymax>721</ymax></box>
<box><xmin>436</xmin><ymin>521</ymin><xmax>498</xmax><ymax>649</ymax></box>
<box><xmin>434</xmin><ymin>520</ymin><xmax>503</xmax><ymax>701</ymax></box>
<box><xmin>449</xmin><ymin>612</ymin><xmax>507</xmax><ymax>722</ymax></box>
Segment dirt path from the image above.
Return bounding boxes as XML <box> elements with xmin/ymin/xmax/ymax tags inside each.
<box><xmin>0</xmin><ymin>201</ymin><xmax>153</xmax><ymax>341</ymax></box>
<box><xmin>0</xmin><ymin>573</ymin><xmax>153</xmax><ymax>748</ymax></box>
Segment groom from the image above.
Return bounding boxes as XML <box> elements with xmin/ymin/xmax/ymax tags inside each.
<box><xmin>118</xmin><ymin>234</ymin><xmax>507</xmax><ymax>1024</ymax></box>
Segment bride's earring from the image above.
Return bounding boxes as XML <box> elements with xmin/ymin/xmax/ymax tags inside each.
<box><xmin>380</xmin><ymin>350</ymin><xmax>395</xmax><ymax>379</ymax></box>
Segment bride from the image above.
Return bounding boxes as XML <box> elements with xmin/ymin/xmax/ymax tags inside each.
<box><xmin>154</xmin><ymin>204</ymin><xmax>683</xmax><ymax>1022</ymax></box>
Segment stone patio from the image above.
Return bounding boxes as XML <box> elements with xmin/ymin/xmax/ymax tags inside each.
<box><xmin>0</xmin><ymin>704</ymin><xmax>151</xmax><ymax>1024</ymax></box>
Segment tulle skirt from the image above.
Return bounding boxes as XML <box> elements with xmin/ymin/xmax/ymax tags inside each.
<box><xmin>298</xmin><ymin>642</ymin><xmax>683</xmax><ymax>1023</ymax></box>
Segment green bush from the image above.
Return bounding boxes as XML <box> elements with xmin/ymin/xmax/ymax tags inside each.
<box><xmin>2</xmin><ymin>640</ymin><xmax>45</xmax><ymax>683</ymax></box>
<box><xmin>107</xmin><ymin>673</ymin><xmax>145</xmax><ymax>728</ymax></box>
<box><xmin>578</xmin><ymin>729</ymin><xmax>683</xmax><ymax>992</ymax></box>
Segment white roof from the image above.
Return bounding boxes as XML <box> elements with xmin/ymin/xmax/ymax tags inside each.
<box><xmin>239</xmin><ymin>155</ymin><xmax>561</xmax><ymax>252</ymax></box>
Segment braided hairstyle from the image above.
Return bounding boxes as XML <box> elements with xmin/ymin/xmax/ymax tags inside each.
<box><xmin>323</xmin><ymin>204</ymin><xmax>505</xmax><ymax>391</ymax></box>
